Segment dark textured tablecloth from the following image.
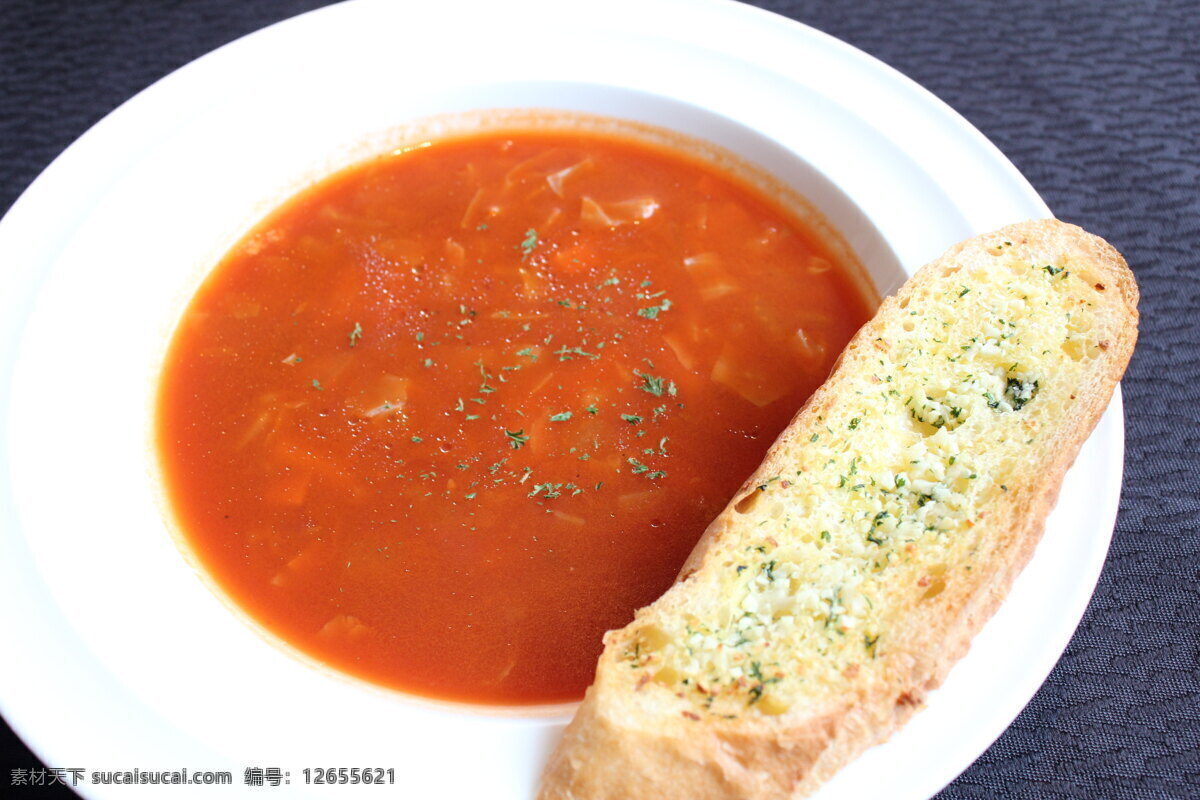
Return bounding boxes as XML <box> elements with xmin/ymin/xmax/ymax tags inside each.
<box><xmin>2</xmin><ymin>1</ymin><xmax>1197</xmax><ymax>797</ymax></box>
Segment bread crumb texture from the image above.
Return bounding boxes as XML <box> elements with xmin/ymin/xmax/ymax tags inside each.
<box><xmin>622</xmin><ymin>234</ymin><xmax>1122</xmax><ymax>717</ymax></box>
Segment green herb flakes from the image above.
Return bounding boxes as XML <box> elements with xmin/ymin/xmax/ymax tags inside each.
<box><xmin>529</xmin><ymin>482</ymin><xmax>562</xmax><ymax>499</ymax></box>
<box><xmin>637</xmin><ymin>298</ymin><xmax>673</xmax><ymax>320</ymax></box>
<box><xmin>635</xmin><ymin>370</ymin><xmax>667</xmax><ymax>397</ymax></box>
<box><xmin>520</xmin><ymin>228</ymin><xmax>539</xmax><ymax>258</ymax></box>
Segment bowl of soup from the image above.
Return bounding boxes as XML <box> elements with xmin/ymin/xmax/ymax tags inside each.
<box><xmin>155</xmin><ymin>112</ymin><xmax>880</xmax><ymax>708</ymax></box>
<box><xmin>0</xmin><ymin>2</ymin><xmax>1120</xmax><ymax>799</ymax></box>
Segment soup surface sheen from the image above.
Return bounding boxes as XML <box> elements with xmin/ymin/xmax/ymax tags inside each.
<box><xmin>158</xmin><ymin>129</ymin><xmax>874</xmax><ymax>705</ymax></box>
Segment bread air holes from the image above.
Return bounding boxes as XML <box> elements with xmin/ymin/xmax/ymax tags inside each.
<box><xmin>734</xmin><ymin>490</ymin><xmax>761</xmax><ymax>514</ymax></box>
<box><xmin>651</xmin><ymin>665</ymin><xmax>684</xmax><ymax>686</ymax></box>
<box><xmin>631</xmin><ymin>624</ymin><xmax>671</xmax><ymax>664</ymax></box>
<box><xmin>919</xmin><ymin>564</ymin><xmax>948</xmax><ymax>600</ymax></box>
<box><xmin>1062</xmin><ymin>316</ymin><xmax>1103</xmax><ymax>361</ymax></box>
<box><xmin>921</xmin><ymin>577</ymin><xmax>947</xmax><ymax>600</ymax></box>
<box><xmin>1061</xmin><ymin>339</ymin><xmax>1101</xmax><ymax>361</ymax></box>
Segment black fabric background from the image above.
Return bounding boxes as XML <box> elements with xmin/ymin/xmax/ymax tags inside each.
<box><xmin>2</xmin><ymin>1</ymin><xmax>1197</xmax><ymax>798</ymax></box>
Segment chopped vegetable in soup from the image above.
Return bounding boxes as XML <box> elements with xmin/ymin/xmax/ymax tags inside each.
<box><xmin>156</xmin><ymin>130</ymin><xmax>875</xmax><ymax>704</ymax></box>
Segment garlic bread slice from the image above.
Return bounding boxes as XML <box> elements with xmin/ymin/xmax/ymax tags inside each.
<box><xmin>540</xmin><ymin>219</ymin><xmax>1138</xmax><ymax>800</ymax></box>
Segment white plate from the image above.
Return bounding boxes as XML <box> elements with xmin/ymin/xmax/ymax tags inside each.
<box><xmin>0</xmin><ymin>1</ymin><xmax>1123</xmax><ymax>798</ymax></box>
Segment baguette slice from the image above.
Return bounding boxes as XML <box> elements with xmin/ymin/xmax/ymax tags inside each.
<box><xmin>539</xmin><ymin>220</ymin><xmax>1138</xmax><ymax>800</ymax></box>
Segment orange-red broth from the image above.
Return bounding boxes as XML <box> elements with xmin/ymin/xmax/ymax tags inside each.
<box><xmin>157</xmin><ymin>131</ymin><xmax>875</xmax><ymax>705</ymax></box>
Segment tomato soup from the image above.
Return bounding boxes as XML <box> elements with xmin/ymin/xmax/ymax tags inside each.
<box><xmin>157</xmin><ymin>128</ymin><xmax>874</xmax><ymax>705</ymax></box>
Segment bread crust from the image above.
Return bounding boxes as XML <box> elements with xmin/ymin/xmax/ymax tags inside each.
<box><xmin>539</xmin><ymin>220</ymin><xmax>1138</xmax><ymax>800</ymax></box>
